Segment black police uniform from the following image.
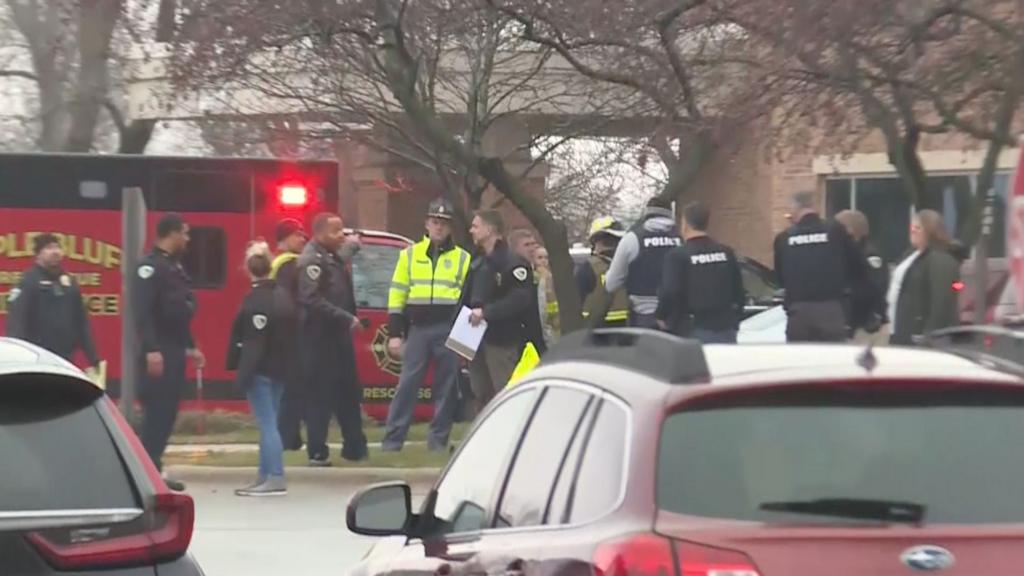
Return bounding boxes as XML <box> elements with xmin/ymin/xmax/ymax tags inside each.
<box><xmin>6</xmin><ymin>264</ymin><xmax>99</xmax><ymax>365</ymax></box>
<box><xmin>296</xmin><ymin>241</ymin><xmax>368</xmax><ymax>462</ymax></box>
<box><xmin>226</xmin><ymin>279</ymin><xmax>296</xmax><ymax>390</ymax></box>
<box><xmin>272</xmin><ymin>254</ymin><xmax>305</xmax><ymax>451</ymax></box>
<box><xmin>134</xmin><ymin>247</ymin><xmax>197</xmax><ymax>471</ymax></box>
<box><xmin>773</xmin><ymin>214</ymin><xmax>866</xmax><ymax>342</ymax></box>
<box><xmin>847</xmin><ymin>240</ymin><xmax>889</xmax><ymax>336</ymax></box>
<box><xmin>461</xmin><ymin>240</ymin><xmax>535</xmax><ymax>413</ymax></box>
<box><xmin>624</xmin><ymin>212</ymin><xmax>681</xmax><ymax>327</ymax></box>
<box><xmin>656</xmin><ymin>236</ymin><xmax>745</xmax><ymax>343</ymax></box>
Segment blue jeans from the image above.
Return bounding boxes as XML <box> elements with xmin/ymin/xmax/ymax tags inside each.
<box><xmin>247</xmin><ymin>375</ymin><xmax>285</xmax><ymax>479</ymax></box>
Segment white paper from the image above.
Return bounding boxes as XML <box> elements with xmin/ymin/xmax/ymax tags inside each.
<box><xmin>446</xmin><ymin>306</ymin><xmax>488</xmax><ymax>361</ymax></box>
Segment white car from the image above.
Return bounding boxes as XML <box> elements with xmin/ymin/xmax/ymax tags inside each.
<box><xmin>738</xmin><ymin>305</ymin><xmax>787</xmax><ymax>343</ymax></box>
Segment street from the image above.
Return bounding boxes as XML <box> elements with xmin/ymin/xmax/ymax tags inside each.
<box><xmin>178</xmin><ymin>468</ymin><xmax>432</xmax><ymax>576</ymax></box>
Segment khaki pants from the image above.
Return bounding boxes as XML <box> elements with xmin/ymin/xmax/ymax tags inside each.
<box><xmin>852</xmin><ymin>324</ymin><xmax>891</xmax><ymax>346</ymax></box>
<box><xmin>469</xmin><ymin>342</ymin><xmax>521</xmax><ymax>416</ymax></box>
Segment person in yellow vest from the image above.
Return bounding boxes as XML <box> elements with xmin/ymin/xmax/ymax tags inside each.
<box><xmin>576</xmin><ymin>217</ymin><xmax>630</xmax><ymax>327</ymax></box>
<box><xmin>270</xmin><ymin>218</ymin><xmax>307</xmax><ymax>451</ymax></box>
<box><xmin>382</xmin><ymin>198</ymin><xmax>471</xmax><ymax>452</ymax></box>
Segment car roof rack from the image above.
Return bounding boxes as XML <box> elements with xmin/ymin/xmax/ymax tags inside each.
<box><xmin>541</xmin><ymin>328</ymin><xmax>710</xmax><ymax>384</ymax></box>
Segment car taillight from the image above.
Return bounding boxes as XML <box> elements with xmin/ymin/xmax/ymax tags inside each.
<box><xmin>594</xmin><ymin>534</ymin><xmax>761</xmax><ymax>576</ymax></box>
<box><xmin>952</xmin><ymin>280</ymin><xmax>965</xmax><ymax>292</ymax></box>
<box><xmin>26</xmin><ymin>398</ymin><xmax>195</xmax><ymax>570</ymax></box>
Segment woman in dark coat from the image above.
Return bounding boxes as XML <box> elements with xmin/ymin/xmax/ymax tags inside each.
<box><xmin>888</xmin><ymin>210</ymin><xmax>961</xmax><ymax>345</ymax></box>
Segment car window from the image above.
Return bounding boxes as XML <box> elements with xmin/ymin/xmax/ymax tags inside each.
<box><xmin>658</xmin><ymin>385</ymin><xmax>1024</xmax><ymax>524</ymax></box>
<box><xmin>740</xmin><ymin>264</ymin><xmax>776</xmax><ymax>303</ymax></box>
<box><xmin>351</xmin><ymin>243</ymin><xmax>402</xmax><ymax>309</ymax></box>
<box><xmin>567</xmin><ymin>399</ymin><xmax>629</xmax><ymax>524</ymax></box>
<box><xmin>428</xmin><ymin>389</ymin><xmax>537</xmax><ymax>536</ymax></box>
<box><xmin>0</xmin><ymin>377</ymin><xmax>136</xmax><ymax>511</ymax></box>
<box><xmin>495</xmin><ymin>386</ymin><xmax>594</xmax><ymax>529</ymax></box>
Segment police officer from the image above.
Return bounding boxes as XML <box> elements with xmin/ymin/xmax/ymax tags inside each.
<box><xmin>6</xmin><ymin>233</ymin><xmax>100</xmax><ymax>368</ymax></box>
<box><xmin>575</xmin><ymin>217</ymin><xmax>629</xmax><ymax>327</ymax></box>
<box><xmin>774</xmin><ymin>191</ymin><xmax>866</xmax><ymax>342</ymax></box>
<box><xmin>605</xmin><ymin>196</ymin><xmax>681</xmax><ymax>328</ymax></box>
<box><xmin>381</xmin><ymin>198</ymin><xmax>470</xmax><ymax>452</ymax></box>
<box><xmin>135</xmin><ymin>214</ymin><xmax>205</xmax><ymax>490</ymax></box>
<box><xmin>463</xmin><ymin>210</ymin><xmax>534</xmax><ymax>413</ymax></box>
<box><xmin>297</xmin><ymin>212</ymin><xmax>368</xmax><ymax>465</ymax></box>
<box><xmin>507</xmin><ymin>228</ymin><xmax>548</xmax><ymax>355</ymax></box>
<box><xmin>270</xmin><ymin>218</ymin><xmax>307</xmax><ymax>451</ymax></box>
<box><xmin>835</xmin><ymin>209</ymin><xmax>889</xmax><ymax>344</ymax></box>
<box><xmin>655</xmin><ymin>203</ymin><xmax>746</xmax><ymax>343</ymax></box>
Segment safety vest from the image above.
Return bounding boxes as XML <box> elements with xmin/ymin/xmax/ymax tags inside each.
<box><xmin>506</xmin><ymin>342</ymin><xmax>540</xmax><ymax>389</ymax></box>
<box><xmin>582</xmin><ymin>256</ymin><xmax>630</xmax><ymax>323</ymax></box>
<box><xmin>270</xmin><ymin>252</ymin><xmax>298</xmax><ymax>279</ymax></box>
<box><xmin>388</xmin><ymin>237</ymin><xmax>470</xmax><ymax>314</ymax></box>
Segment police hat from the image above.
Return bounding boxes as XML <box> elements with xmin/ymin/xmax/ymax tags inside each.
<box><xmin>427</xmin><ymin>198</ymin><xmax>454</xmax><ymax>220</ymax></box>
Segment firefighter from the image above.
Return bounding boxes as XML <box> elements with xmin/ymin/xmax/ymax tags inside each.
<box><xmin>575</xmin><ymin>217</ymin><xmax>629</xmax><ymax>327</ymax></box>
<box><xmin>297</xmin><ymin>212</ymin><xmax>368</xmax><ymax>465</ymax></box>
<box><xmin>381</xmin><ymin>198</ymin><xmax>470</xmax><ymax>452</ymax></box>
<box><xmin>464</xmin><ymin>210</ymin><xmax>535</xmax><ymax>414</ymax></box>
<box><xmin>655</xmin><ymin>202</ymin><xmax>746</xmax><ymax>343</ymax></box>
<box><xmin>270</xmin><ymin>218</ymin><xmax>307</xmax><ymax>451</ymax></box>
<box><xmin>774</xmin><ymin>191</ymin><xmax>866</xmax><ymax>342</ymax></box>
<box><xmin>605</xmin><ymin>196</ymin><xmax>681</xmax><ymax>328</ymax></box>
<box><xmin>135</xmin><ymin>214</ymin><xmax>205</xmax><ymax>491</ymax></box>
<box><xmin>6</xmin><ymin>233</ymin><xmax>100</xmax><ymax>369</ymax></box>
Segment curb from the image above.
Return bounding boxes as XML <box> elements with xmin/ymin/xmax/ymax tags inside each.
<box><xmin>166</xmin><ymin>464</ymin><xmax>441</xmax><ymax>486</ymax></box>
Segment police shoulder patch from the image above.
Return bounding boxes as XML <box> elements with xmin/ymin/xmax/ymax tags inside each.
<box><xmin>252</xmin><ymin>314</ymin><xmax>268</xmax><ymax>330</ymax></box>
<box><xmin>306</xmin><ymin>264</ymin><xmax>322</xmax><ymax>281</ymax></box>
<box><xmin>867</xmin><ymin>256</ymin><xmax>883</xmax><ymax>269</ymax></box>
<box><xmin>512</xmin><ymin>266</ymin><xmax>528</xmax><ymax>282</ymax></box>
<box><xmin>59</xmin><ymin>274</ymin><xmax>71</xmax><ymax>287</ymax></box>
<box><xmin>8</xmin><ymin>287</ymin><xmax>20</xmax><ymax>302</ymax></box>
<box><xmin>138</xmin><ymin>265</ymin><xmax>155</xmax><ymax>279</ymax></box>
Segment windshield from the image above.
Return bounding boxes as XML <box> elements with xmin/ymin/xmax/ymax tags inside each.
<box><xmin>351</xmin><ymin>243</ymin><xmax>403</xmax><ymax>309</ymax></box>
<box><xmin>658</xmin><ymin>384</ymin><xmax>1024</xmax><ymax>524</ymax></box>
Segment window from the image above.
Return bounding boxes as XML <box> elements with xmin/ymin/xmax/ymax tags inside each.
<box><xmin>428</xmin><ymin>389</ymin><xmax>537</xmax><ymax>536</ymax></box>
<box><xmin>856</xmin><ymin>178</ymin><xmax>912</xmax><ymax>264</ymax></box>
<box><xmin>825</xmin><ymin>179</ymin><xmax>851</xmax><ymax>217</ymax></box>
<box><xmin>0</xmin><ymin>376</ymin><xmax>136</xmax><ymax>511</ymax></box>
<box><xmin>740</xmin><ymin>264</ymin><xmax>777</xmax><ymax>304</ymax></box>
<box><xmin>152</xmin><ymin>170</ymin><xmax>252</xmax><ymax>213</ymax></box>
<box><xmin>567</xmin><ymin>399</ymin><xmax>629</xmax><ymax>524</ymax></box>
<box><xmin>181</xmin><ymin>226</ymin><xmax>226</xmax><ymax>289</ymax></box>
<box><xmin>658</xmin><ymin>385</ymin><xmax>1024</xmax><ymax>524</ymax></box>
<box><xmin>351</xmin><ymin>244</ymin><xmax>403</xmax><ymax>309</ymax></box>
<box><xmin>496</xmin><ymin>386</ymin><xmax>594</xmax><ymax>528</ymax></box>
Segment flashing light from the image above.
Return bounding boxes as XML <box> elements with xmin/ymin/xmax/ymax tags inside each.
<box><xmin>952</xmin><ymin>281</ymin><xmax>965</xmax><ymax>292</ymax></box>
<box><xmin>278</xmin><ymin>184</ymin><xmax>309</xmax><ymax>207</ymax></box>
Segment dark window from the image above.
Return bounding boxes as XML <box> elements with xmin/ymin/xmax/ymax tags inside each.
<box><xmin>856</xmin><ymin>178</ymin><xmax>912</xmax><ymax>264</ymax></box>
<box><xmin>740</xmin><ymin>264</ymin><xmax>777</xmax><ymax>304</ymax></box>
<box><xmin>567</xmin><ymin>400</ymin><xmax>628</xmax><ymax>524</ymax></box>
<box><xmin>351</xmin><ymin>243</ymin><xmax>403</xmax><ymax>309</ymax></box>
<box><xmin>496</xmin><ymin>386</ymin><xmax>594</xmax><ymax>528</ymax></box>
<box><xmin>927</xmin><ymin>175</ymin><xmax>973</xmax><ymax>238</ymax></box>
<box><xmin>428</xmin><ymin>389</ymin><xmax>537</xmax><ymax>536</ymax></box>
<box><xmin>987</xmin><ymin>174</ymin><xmax>1011</xmax><ymax>258</ymax></box>
<box><xmin>0</xmin><ymin>376</ymin><xmax>136</xmax><ymax>511</ymax></box>
<box><xmin>658</xmin><ymin>385</ymin><xmax>1024</xmax><ymax>524</ymax></box>
<box><xmin>181</xmin><ymin>226</ymin><xmax>226</xmax><ymax>289</ymax></box>
<box><xmin>152</xmin><ymin>170</ymin><xmax>252</xmax><ymax>213</ymax></box>
<box><xmin>825</xmin><ymin>179</ymin><xmax>851</xmax><ymax>217</ymax></box>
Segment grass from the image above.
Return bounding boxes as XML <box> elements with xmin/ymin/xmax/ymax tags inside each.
<box><xmin>163</xmin><ymin>444</ymin><xmax>452</xmax><ymax>469</ymax></box>
<box><xmin>169</xmin><ymin>412</ymin><xmax>470</xmax><ymax>446</ymax></box>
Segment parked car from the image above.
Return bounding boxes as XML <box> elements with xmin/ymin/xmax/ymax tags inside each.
<box><xmin>0</xmin><ymin>337</ymin><xmax>202</xmax><ymax>575</ymax></box>
<box><xmin>347</xmin><ymin>328</ymin><xmax>1024</xmax><ymax>576</ymax></box>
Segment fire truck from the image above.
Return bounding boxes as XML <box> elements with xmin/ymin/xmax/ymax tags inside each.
<box><xmin>0</xmin><ymin>153</ymin><xmax>436</xmax><ymax>422</ymax></box>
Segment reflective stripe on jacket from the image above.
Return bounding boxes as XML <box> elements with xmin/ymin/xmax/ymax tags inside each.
<box><xmin>388</xmin><ymin>237</ymin><xmax>471</xmax><ymax>314</ymax></box>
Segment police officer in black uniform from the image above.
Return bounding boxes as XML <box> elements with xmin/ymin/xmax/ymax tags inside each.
<box><xmin>464</xmin><ymin>210</ymin><xmax>535</xmax><ymax>414</ymax></box>
<box><xmin>774</xmin><ymin>191</ymin><xmax>866</xmax><ymax>342</ymax></box>
<box><xmin>7</xmin><ymin>233</ymin><xmax>100</xmax><ymax>367</ymax></box>
<box><xmin>135</xmin><ymin>214</ymin><xmax>205</xmax><ymax>489</ymax></box>
<box><xmin>605</xmin><ymin>196</ymin><xmax>682</xmax><ymax>328</ymax></box>
<box><xmin>656</xmin><ymin>203</ymin><xmax>746</xmax><ymax>343</ymax></box>
<box><xmin>297</xmin><ymin>212</ymin><xmax>368</xmax><ymax>465</ymax></box>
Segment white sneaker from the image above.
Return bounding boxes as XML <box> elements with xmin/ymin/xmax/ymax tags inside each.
<box><xmin>235</xmin><ymin>477</ymin><xmax>287</xmax><ymax>497</ymax></box>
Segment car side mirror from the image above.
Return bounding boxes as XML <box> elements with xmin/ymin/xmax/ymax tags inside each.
<box><xmin>346</xmin><ymin>482</ymin><xmax>413</xmax><ymax>536</ymax></box>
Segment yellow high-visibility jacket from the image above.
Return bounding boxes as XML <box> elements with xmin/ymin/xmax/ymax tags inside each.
<box><xmin>388</xmin><ymin>237</ymin><xmax>471</xmax><ymax>316</ymax></box>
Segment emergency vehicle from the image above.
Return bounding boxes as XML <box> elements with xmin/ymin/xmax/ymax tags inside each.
<box><xmin>0</xmin><ymin>153</ymin><xmax>435</xmax><ymax>421</ymax></box>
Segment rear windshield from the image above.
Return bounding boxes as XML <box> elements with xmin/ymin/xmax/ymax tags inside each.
<box><xmin>352</xmin><ymin>243</ymin><xmax>402</xmax><ymax>309</ymax></box>
<box><xmin>0</xmin><ymin>377</ymin><xmax>137</xmax><ymax>511</ymax></box>
<box><xmin>658</xmin><ymin>385</ymin><xmax>1024</xmax><ymax>524</ymax></box>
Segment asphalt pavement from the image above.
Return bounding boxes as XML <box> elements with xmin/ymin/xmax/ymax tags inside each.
<box><xmin>173</xmin><ymin>466</ymin><xmax>434</xmax><ymax>576</ymax></box>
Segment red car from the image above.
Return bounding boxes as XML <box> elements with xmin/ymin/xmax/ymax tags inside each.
<box><xmin>346</xmin><ymin>329</ymin><xmax>1024</xmax><ymax>575</ymax></box>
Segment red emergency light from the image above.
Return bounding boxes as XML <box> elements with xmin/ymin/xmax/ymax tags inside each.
<box><xmin>278</xmin><ymin>183</ymin><xmax>309</xmax><ymax>208</ymax></box>
<box><xmin>952</xmin><ymin>280</ymin><xmax>965</xmax><ymax>292</ymax></box>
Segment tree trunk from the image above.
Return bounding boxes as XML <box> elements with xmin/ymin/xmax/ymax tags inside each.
<box><xmin>64</xmin><ymin>0</ymin><xmax>122</xmax><ymax>152</ymax></box>
<box><xmin>118</xmin><ymin>120</ymin><xmax>156</xmax><ymax>154</ymax></box>
<box><xmin>887</xmin><ymin>128</ymin><xmax>930</xmax><ymax>209</ymax></box>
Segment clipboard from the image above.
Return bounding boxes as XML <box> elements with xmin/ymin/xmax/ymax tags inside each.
<box><xmin>445</xmin><ymin>306</ymin><xmax>488</xmax><ymax>361</ymax></box>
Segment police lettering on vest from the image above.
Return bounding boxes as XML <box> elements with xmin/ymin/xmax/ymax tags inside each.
<box><xmin>787</xmin><ymin>233</ymin><xmax>829</xmax><ymax>246</ymax></box>
<box><xmin>690</xmin><ymin>252</ymin><xmax>728</xmax><ymax>265</ymax></box>
<box><xmin>644</xmin><ymin>236</ymin><xmax>682</xmax><ymax>248</ymax></box>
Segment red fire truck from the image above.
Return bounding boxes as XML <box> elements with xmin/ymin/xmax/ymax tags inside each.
<box><xmin>0</xmin><ymin>153</ymin><xmax>437</xmax><ymax>421</ymax></box>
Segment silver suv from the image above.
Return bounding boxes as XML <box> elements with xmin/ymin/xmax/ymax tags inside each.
<box><xmin>0</xmin><ymin>338</ymin><xmax>204</xmax><ymax>575</ymax></box>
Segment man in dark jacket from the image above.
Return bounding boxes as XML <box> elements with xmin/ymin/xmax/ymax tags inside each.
<box><xmin>6</xmin><ymin>233</ymin><xmax>99</xmax><ymax>368</ymax></box>
<box><xmin>270</xmin><ymin>218</ymin><xmax>307</xmax><ymax>451</ymax></box>
<box><xmin>836</xmin><ymin>210</ymin><xmax>889</xmax><ymax>343</ymax></box>
<box><xmin>463</xmin><ymin>210</ymin><xmax>534</xmax><ymax>414</ymax></box>
<box><xmin>297</xmin><ymin>212</ymin><xmax>368</xmax><ymax>465</ymax></box>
